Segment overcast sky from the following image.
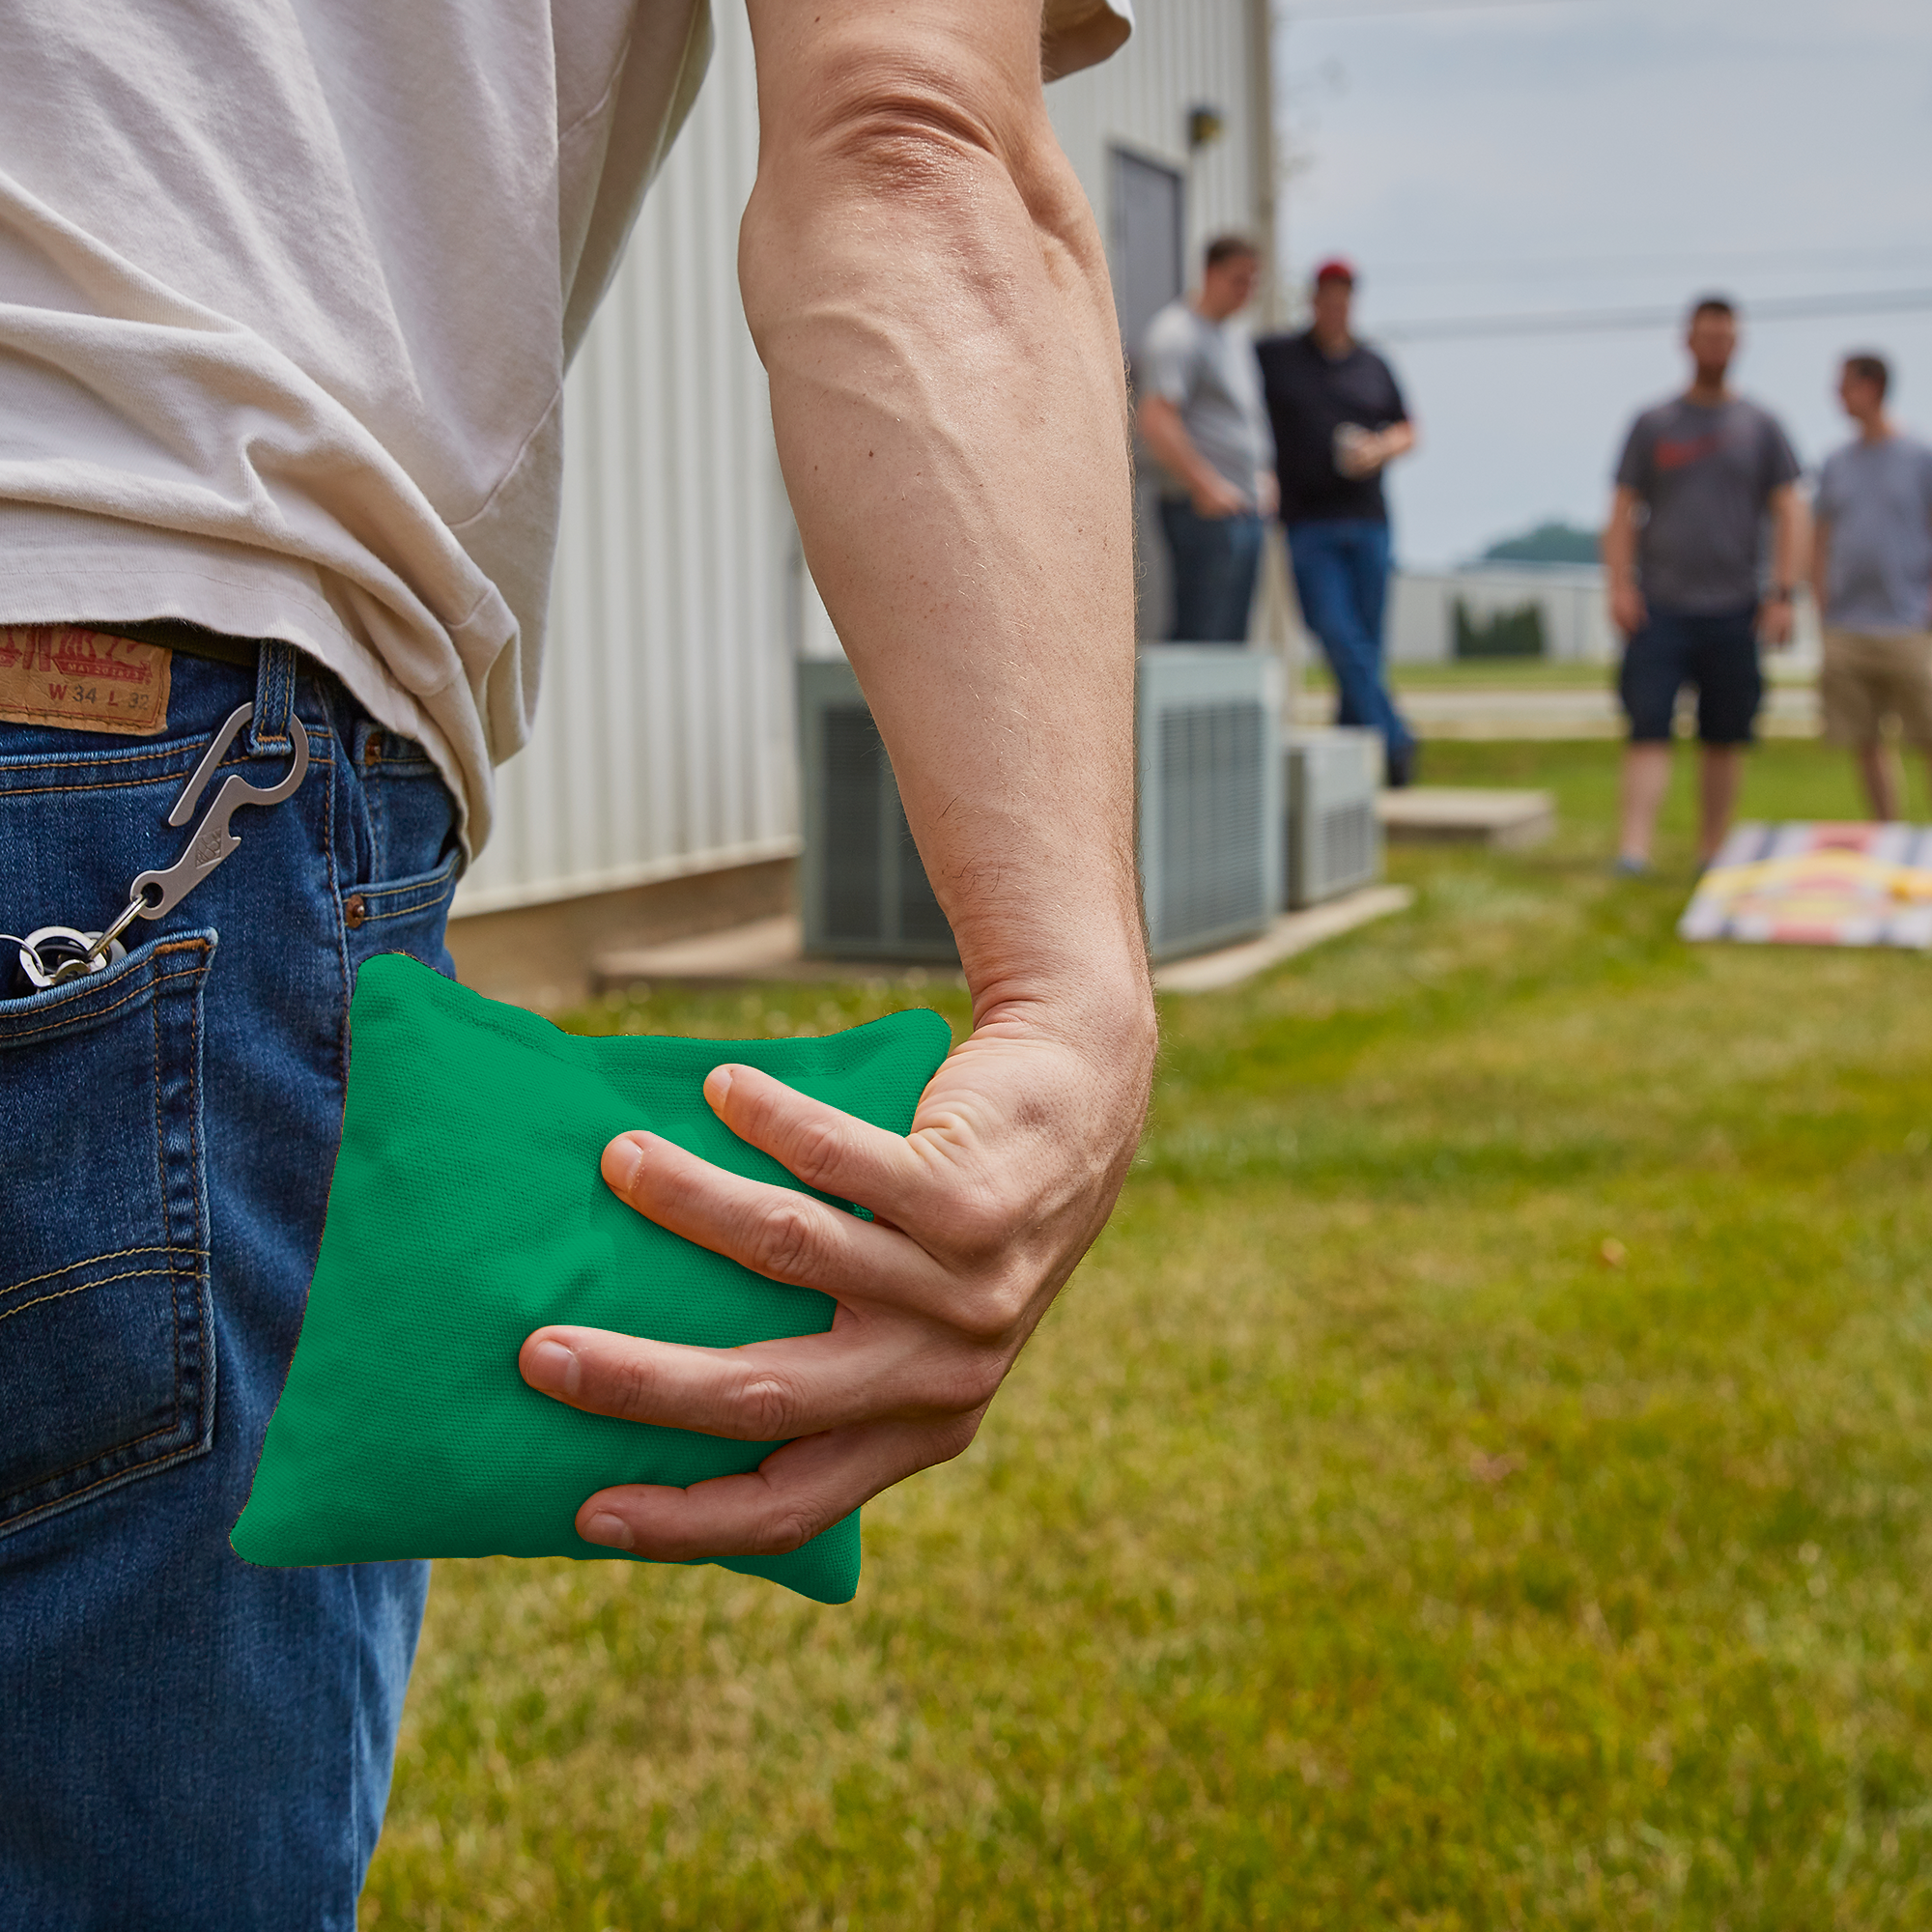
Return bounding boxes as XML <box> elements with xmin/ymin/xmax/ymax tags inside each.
<box><xmin>1271</xmin><ymin>0</ymin><xmax>1932</xmax><ymax>565</ymax></box>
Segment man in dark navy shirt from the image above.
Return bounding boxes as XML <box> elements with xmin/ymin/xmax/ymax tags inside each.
<box><xmin>1258</xmin><ymin>259</ymin><xmax>1418</xmax><ymax>783</ymax></box>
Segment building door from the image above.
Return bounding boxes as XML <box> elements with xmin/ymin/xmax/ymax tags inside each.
<box><xmin>1110</xmin><ymin>147</ymin><xmax>1184</xmax><ymax>374</ymax></box>
<box><xmin>1111</xmin><ymin>147</ymin><xmax>1186</xmax><ymax>638</ymax></box>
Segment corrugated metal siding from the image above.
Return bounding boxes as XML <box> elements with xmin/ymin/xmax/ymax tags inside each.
<box><xmin>456</xmin><ymin>0</ymin><xmax>1269</xmax><ymax>916</ymax></box>
<box><xmin>1048</xmin><ymin>0</ymin><xmax>1264</xmax><ymax>277</ymax></box>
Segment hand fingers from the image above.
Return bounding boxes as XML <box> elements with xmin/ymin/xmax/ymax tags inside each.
<box><xmin>701</xmin><ymin>1062</ymin><xmax>931</xmax><ymax>1219</ymax></box>
<box><xmin>572</xmin><ymin>1414</ymin><xmax>980</xmax><ymax>1560</ymax></box>
<box><xmin>520</xmin><ymin>1319</ymin><xmax>1005</xmax><ymax>1441</ymax></box>
<box><xmin>601</xmin><ymin>1129</ymin><xmax>951</xmax><ymax>1309</ymax></box>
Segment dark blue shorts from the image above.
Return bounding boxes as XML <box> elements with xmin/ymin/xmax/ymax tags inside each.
<box><xmin>1618</xmin><ymin>605</ymin><xmax>1763</xmax><ymax>745</ymax></box>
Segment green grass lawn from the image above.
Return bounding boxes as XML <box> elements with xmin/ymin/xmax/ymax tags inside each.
<box><xmin>362</xmin><ymin>740</ymin><xmax>1932</xmax><ymax>1930</ymax></box>
<box><xmin>1303</xmin><ymin>656</ymin><xmax>1617</xmax><ymax>692</ymax></box>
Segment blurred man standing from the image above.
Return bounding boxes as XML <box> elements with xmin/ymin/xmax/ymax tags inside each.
<box><xmin>1258</xmin><ymin>261</ymin><xmax>1418</xmax><ymax>785</ymax></box>
<box><xmin>1135</xmin><ymin>236</ymin><xmax>1276</xmax><ymax>642</ymax></box>
<box><xmin>1811</xmin><ymin>353</ymin><xmax>1932</xmax><ymax>819</ymax></box>
<box><xmin>1603</xmin><ymin>297</ymin><xmax>1804</xmax><ymax>870</ymax></box>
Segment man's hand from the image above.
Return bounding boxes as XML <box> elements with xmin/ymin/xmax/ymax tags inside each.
<box><xmin>1190</xmin><ymin>469</ymin><xmax>1248</xmax><ymax>519</ymax></box>
<box><xmin>1603</xmin><ymin>486</ymin><xmax>1646</xmax><ymax>637</ymax></box>
<box><xmin>1609</xmin><ymin>578</ymin><xmax>1648</xmax><ymax>637</ymax></box>
<box><xmin>1758</xmin><ymin>594</ymin><xmax>1794</xmax><ymax>648</ymax></box>
<box><xmin>520</xmin><ymin>1004</ymin><xmax>1148</xmax><ymax>1557</ymax></box>
<box><xmin>1255</xmin><ymin>469</ymin><xmax>1280</xmax><ymax>520</ymax></box>
<box><xmin>516</xmin><ymin>0</ymin><xmax>1155</xmax><ymax>1559</ymax></box>
<box><xmin>1139</xmin><ymin>392</ymin><xmax>1247</xmax><ymax>518</ymax></box>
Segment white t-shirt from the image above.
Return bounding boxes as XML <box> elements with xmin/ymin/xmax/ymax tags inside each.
<box><xmin>0</xmin><ymin>0</ymin><xmax>1131</xmax><ymax>849</ymax></box>
<box><xmin>1137</xmin><ymin>302</ymin><xmax>1272</xmax><ymax>508</ymax></box>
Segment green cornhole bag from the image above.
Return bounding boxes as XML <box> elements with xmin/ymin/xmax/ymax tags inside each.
<box><xmin>231</xmin><ymin>952</ymin><xmax>951</xmax><ymax>1605</ymax></box>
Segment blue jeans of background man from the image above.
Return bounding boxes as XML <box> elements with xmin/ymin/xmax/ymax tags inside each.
<box><xmin>1287</xmin><ymin>516</ymin><xmax>1414</xmax><ymax>758</ymax></box>
<box><xmin>1</xmin><ymin>640</ymin><xmax>463</xmax><ymax>1930</ymax></box>
<box><xmin>1159</xmin><ymin>499</ymin><xmax>1264</xmax><ymax>642</ymax></box>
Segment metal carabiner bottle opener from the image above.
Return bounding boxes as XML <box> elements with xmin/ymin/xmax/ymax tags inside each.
<box><xmin>128</xmin><ymin>701</ymin><xmax>310</xmax><ymax>919</ymax></box>
<box><xmin>14</xmin><ymin>701</ymin><xmax>310</xmax><ymax>989</ymax></box>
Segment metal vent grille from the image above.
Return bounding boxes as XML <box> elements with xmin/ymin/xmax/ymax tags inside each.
<box><xmin>1319</xmin><ymin>801</ymin><xmax>1376</xmax><ymax>892</ymax></box>
<box><xmin>1154</xmin><ymin>699</ymin><xmax>1268</xmax><ymax>949</ymax></box>
<box><xmin>800</xmin><ymin>671</ymin><xmax>959</xmax><ymax>960</ymax></box>
<box><xmin>1286</xmin><ymin>730</ymin><xmax>1383</xmax><ymax>908</ymax></box>
<box><xmin>822</xmin><ymin>706</ymin><xmax>883</xmax><ymax>946</ymax></box>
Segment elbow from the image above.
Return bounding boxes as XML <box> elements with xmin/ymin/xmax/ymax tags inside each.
<box><xmin>743</xmin><ymin>43</ymin><xmax>1096</xmax><ymax>296</ymax></box>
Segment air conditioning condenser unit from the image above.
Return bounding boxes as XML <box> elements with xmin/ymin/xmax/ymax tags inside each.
<box><xmin>797</xmin><ymin>659</ymin><xmax>958</xmax><ymax>960</ymax></box>
<box><xmin>1286</xmin><ymin>727</ymin><xmax>1382</xmax><ymax>908</ymax></box>
<box><xmin>1137</xmin><ymin>645</ymin><xmax>1283</xmax><ymax>959</ymax></box>
<box><xmin>797</xmin><ymin>647</ymin><xmax>1283</xmax><ymax>964</ymax></box>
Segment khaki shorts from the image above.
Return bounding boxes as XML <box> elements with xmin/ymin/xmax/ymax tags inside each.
<box><xmin>1820</xmin><ymin>628</ymin><xmax>1932</xmax><ymax>749</ymax></box>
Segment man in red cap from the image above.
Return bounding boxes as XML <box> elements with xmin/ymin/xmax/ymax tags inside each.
<box><xmin>1258</xmin><ymin>260</ymin><xmax>1419</xmax><ymax>783</ymax></box>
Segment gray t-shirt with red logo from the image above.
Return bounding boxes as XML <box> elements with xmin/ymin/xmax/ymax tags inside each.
<box><xmin>1614</xmin><ymin>395</ymin><xmax>1802</xmax><ymax>612</ymax></box>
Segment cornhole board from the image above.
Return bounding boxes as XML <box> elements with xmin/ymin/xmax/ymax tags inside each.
<box><xmin>1680</xmin><ymin>822</ymin><xmax>1932</xmax><ymax>948</ymax></box>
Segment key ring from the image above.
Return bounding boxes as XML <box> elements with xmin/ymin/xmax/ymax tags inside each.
<box><xmin>10</xmin><ymin>701</ymin><xmax>309</xmax><ymax>990</ymax></box>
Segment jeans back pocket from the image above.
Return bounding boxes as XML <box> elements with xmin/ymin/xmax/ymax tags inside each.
<box><xmin>0</xmin><ymin>931</ymin><xmax>217</xmax><ymax>1538</ymax></box>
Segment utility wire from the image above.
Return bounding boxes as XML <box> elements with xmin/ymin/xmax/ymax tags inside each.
<box><xmin>1376</xmin><ymin>287</ymin><xmax>1932</xmax><ymax>343</ymax></box>
<box><xmin>1361</xmin><ymin>243</ymin><xmax>1932</xmax><ymax>284</ymax></box>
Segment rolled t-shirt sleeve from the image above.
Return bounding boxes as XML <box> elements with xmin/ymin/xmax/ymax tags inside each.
<box><xmin>1381</xmin><ymin>359</ymin><xmax>1410</xmax><ymax>427</ymax></box>
<box><xmin>1137</xmin><ymin>308</ymin><xmax>1195</xmax><ymax>407</ymax></box>
<box><xmin>1615</xmin><ymin>416</ymin><xmax>1654</xmax><ymax>496</ymax></box>
<box><xmin>1763</xmin><ymin>418</ymin><xmax>1802</xmax><ymax>495</ymax></box>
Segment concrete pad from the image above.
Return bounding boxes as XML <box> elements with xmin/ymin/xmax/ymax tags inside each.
<box><xmin>594</xmin><ymin>887</ymin><xmax>1414</xmax><ymax>997</ymax></box>
<box><xmin>592</xmin><ymin>915</ymin><xmax>966</xmax><ymax>991</ymax></box>
<box><xmin>1378</xmin><ymin>787</ymin><xmax>1555</xmax><ymax>848</ymax></box>
<box><xmin>1154</xmin><ymin>885</ymin><xmax>1414</xmax><ymax>993</ymax></box>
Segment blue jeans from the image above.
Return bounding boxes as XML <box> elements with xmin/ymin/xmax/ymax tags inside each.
<box><xmin>1</xmin><ymin>642</ymin><xmax>462</xmax><ymax>1929</ymax></box>
<box><xmin>1158</xmin><ymin>500</ymin><xmax>1264</xmax><ymax>642</ymax></box>
<box><xmin>1287</xmin><ymin>518</ymin><xmax>1413</xmax><ymax>757</ymax></box>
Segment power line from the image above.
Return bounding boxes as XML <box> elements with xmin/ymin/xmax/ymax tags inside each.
<box><xmin>1376</xmin><ymin>287</ymin><xmax>1932</xmax><ymax>343</ymax></box>
<box><xmin>1360</xmin><ymin>243</ymin><xmax>1932</xmax><ymax>285</ymax></box>
<box><xmin>1279</xmin><ymin>0</ymin><xmax>1580</xmax><ymax>15</ymax></box>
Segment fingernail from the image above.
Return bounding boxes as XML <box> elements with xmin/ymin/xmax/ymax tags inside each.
<box><xmin>605</xmin><ymin>1132</ymin><xmax>649</xmax><ymax>1192</ymax></box>
<box><xmin>706</xmin><ymin>1065</ymin><xmax>734</xmax><ymax>1107</ymax></box>
<box><xmin>525</xmin><ymin>1338</ymin><xmax>580</xmax><ymax>1397</ymax></box>
<box><xmin>582</xmin><ymin>1511</ymin><xmax>632</xmax><ymax>1550</ymax></box>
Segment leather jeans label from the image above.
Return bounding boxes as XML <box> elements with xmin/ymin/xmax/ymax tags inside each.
<box><xmin>0</xmin><ymin>626</ymin><xmax>171</xmax><ymax>735</ymax></box>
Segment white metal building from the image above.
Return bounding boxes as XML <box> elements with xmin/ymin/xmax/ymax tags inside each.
<box><xmin>451</xmin><ymin>0</ymin><xmax>1277</xmax><ymax>962</ymax></box>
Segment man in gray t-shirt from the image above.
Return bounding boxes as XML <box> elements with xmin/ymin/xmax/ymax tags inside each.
<box><xmin>1601</xmin><ymin>297</ymin><xmax>1804</xmax><ymax>871</ymax></box>
<box><xmin>1811</xmin><ymin>351</ymin><xmax>1932</xmax><ymax>819</ymax></box>
<box><xmin>1134</xmin><ymin>235</ymin><xmax>1276</xmax><ymax>642</ymax></box>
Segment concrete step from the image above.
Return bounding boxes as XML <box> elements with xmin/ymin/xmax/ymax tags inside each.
<box><xmin>1378</xmin><ymin>786</ymin><xmax>1555</xmax><ymax>848</ymax></box>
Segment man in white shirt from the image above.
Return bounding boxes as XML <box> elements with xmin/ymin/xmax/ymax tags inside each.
<box><xmin>0</xmin><ymin>2</ymin><xmax>1154</xmax><ymax>1921</ymax></box>
<box><xmin>1135</xmin><ymin>237</ymin><xmax>1277</xmax><ymax>641</ymax></box>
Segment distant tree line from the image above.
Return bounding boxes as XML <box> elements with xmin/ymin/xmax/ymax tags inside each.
<box><xmin>1478</xmin><ymin>520</ymin><xmax>1601</xmax><ymax>566</ymax></box>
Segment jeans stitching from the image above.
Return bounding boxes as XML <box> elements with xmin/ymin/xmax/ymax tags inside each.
<box><xmin>0</xmin><ymin>1243</ymin><xmax>207</xmax><ymax>1303</ymax></box>
<box><xmin>0</xmin><ymin>1431</ymin><xmax>206</xmax><ymax>1530</ymax></box>
<box><xmin>0</xmin><ymin>952</ymin><xmax>209</xmax><ymax>1043</ymax></box>
<box><xmin>150</xmin><ymin>938</ymin><xmax>182</xmax><ymax>1444</ymax></box>
<box><xmin>0</xmin><ymin>1266</ymin><xmax>177</xmax><ymax>1327</ymax></box>
<box><xmin>357</xmin><ymin>854</ymin><xmax>460</xmax><ymax>905</ymax></box>
<box><xmin>0</xmin><ymin>752</ymin><xmax>335</xmax><ymax>800</ymax></box>
<box><xmin>360</xmin><ymin>886</ymin><xmax>456</xmax><ymax>923</ymax></box>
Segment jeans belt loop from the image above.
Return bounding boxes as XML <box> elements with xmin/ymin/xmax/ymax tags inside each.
<box><xmin>248</xmin><ymin>640</ymin><xmax>299</xmax><ymax>755</ymax></box>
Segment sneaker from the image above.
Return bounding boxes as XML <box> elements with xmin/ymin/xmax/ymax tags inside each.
<box><xmin>1385</xmin><ymin>742</ymin><xmax>1418</xmax><ymax>789</ymax></box>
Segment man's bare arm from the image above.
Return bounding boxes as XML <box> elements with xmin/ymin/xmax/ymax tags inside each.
<box><xmin>1761</xmin><ymin>483</ymin><xmax>1806</xmax><ymax>648</ymax></box>
<box><xmin>1137</xmin><ymin>394</ymin><xmax>1246</xmax><ymax>517</ymax></box>
<box><xmin>1342</xmin><ymin>419</ymin><xmax>1415</xmax><ymax>478</ymax></box>
<box><xmin>1603</xmin><ymin>485</ymin><xmax>1645</xmax><ymax>636</ymax></box>
<box><xmin>518</xmin><ymin>0</ymin><xmax>1156</xmax><ymax>1558</ymax></box>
